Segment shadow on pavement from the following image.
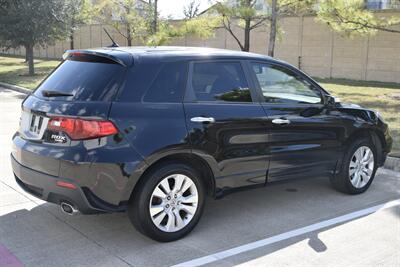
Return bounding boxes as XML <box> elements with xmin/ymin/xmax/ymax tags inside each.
<box><xmin>0</xmin><ymin>171</ymin><xmax>399</xmax><ymax>266</ymax></box>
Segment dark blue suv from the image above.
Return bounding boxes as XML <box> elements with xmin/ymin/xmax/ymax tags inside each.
<box><xmin>11</xmin><ymin>47</ymin><xmax>392</xmax><ymax>241</ymax></box>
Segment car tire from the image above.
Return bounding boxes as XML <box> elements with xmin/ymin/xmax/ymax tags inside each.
<box><xmin>330</xmin><ymin>136</ymin><xmax>378</xmax><ymax>194</ymax></box>
<box><xmin>128</xmin><ymin>162</ymin><xmax>205</xmax><ymax>242</ymax></box>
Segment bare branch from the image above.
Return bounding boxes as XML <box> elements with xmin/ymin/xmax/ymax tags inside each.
<box><xmin>250</xmin><ymin>17</ymin><xmax>268</xmax><ymax>30</ymax></box>
<box><xmin>222</xmin><ymin>16</ymin><xmax>244</xmax><ymax>51</ymax></box>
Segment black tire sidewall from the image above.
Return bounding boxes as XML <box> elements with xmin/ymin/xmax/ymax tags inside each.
<box><xmin>129</xmin><ymin>163</ymin><xmax>205</xmax><ymax>242</ymax></box>
<box><xmin>341</xmin><ymin>138</ymin><xmax>378</xmax><ymax>194</ymax></box>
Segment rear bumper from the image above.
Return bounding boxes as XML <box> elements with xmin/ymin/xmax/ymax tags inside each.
<box><xmin>11</xmin><ymin>154</ymin><xmax>126</xmax><ymax>214</ymax></box>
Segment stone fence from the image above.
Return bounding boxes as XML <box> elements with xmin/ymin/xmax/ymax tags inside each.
<box><xmin>2</xmin><ymin>11</ymin><xmax>400</xmax><ymax>83</ymax></box>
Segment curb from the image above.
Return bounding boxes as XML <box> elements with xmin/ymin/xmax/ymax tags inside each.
<box><xmin>0</xmin><ymin>82</ymin><xmax>31</xmax><ymax>94</ymax></box>
<box><xmin>384</xmin><ymin>156</ymin><xmax>400</xmax><ymax>172</ymax></box>
<box><xmin>0</xmin><ymin>81</ymin><xmax>399</xmax><ymax>172</ymax></box>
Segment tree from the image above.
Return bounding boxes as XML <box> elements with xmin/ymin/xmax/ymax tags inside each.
<box><xmin>215</xmin><ymin>0</ymin><xmax>269</xmax><ymax>51</ymax></box>
<box><xmin>266</xmin><ymin>0</ymin><xmax>400</xmax><ymax>57</ymax></box>
<box><xmin>183</xmin><ymin>16</ymin><xmax>221</xmax><ymax>39</ymax></box>
<box><xmin>148</xmin><ymin>0</ymin><xmax>159</xmax><ymax>34</ymax></box>
<box><xmin>145</xmin><ymin>0</ymin><xmax>218</xmax><ymax>45</ymax></box>
<box><xmin>94</xmin><ymin>0</ymin><xmax>148</xmax><ymax>46</ymax></box>
<box><xmin>183</xmin><ymin>0</ymin><xmax>201</xmax><ymax>19</ymax></box>
<box><xmin>266</xmin><ymin>0</ymin><xmax>314</xmax><ymax>57</ymax></box>
<box><xmin>65</xmin><ymin>0</ymin><xmax>93</xmax><ymax>49</ymax></box>
<box><xmin>95</xmin><ymin>0</ymin><xmax>218</xmax><ymax>47</ymax></box>
<box><xmin>145</xmin><ymin>17</ymin><xmax>220</xmax><ymax>46</ymax></box>
<box><xmin>317</xmin><ymin>0</ymin><xmax>400</xmax><ymax>35</ymax></box>
<box><xmin>0</xmin><ymin>0</ymin><xmax>70</xmax><ymax>75</ymax></box>
<box><xmin>268</xmin><ymin>0</ymin><xmax>277</xmax><ymax>57</ymax></box>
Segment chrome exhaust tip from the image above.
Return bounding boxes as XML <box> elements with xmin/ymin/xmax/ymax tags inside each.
<box><xmin>60</xmin><ymin>202</ymin><xmax>78</xmax><ymax>215</ymax></box>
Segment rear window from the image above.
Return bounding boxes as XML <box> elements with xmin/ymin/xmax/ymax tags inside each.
<box><xmin>34</xmin><ymin>56</ymin><xmax>125</xmax><ymax>101</ymax></box>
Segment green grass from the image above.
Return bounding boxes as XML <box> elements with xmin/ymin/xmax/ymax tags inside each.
<box><xmin>0</xmin><ymin>55</ymin><xmax>398</xmax><ymax>153</ymax></box>
<box><xmin>317</xmin><ymin>78</ymin><xmax>400</xmax><ymax>154</ymax></box>
<box><xmin>0</xmin><ymin>55</ymin><xmax>59</xmax><ymax>89</ymax></box>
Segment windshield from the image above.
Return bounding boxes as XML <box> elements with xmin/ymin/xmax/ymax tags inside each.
<box><xmin>34</xmin><ymin>57</ymin><xmax>125</xmax><ymax>101</ymax></box>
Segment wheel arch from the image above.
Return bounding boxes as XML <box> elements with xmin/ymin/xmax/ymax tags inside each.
<box><xmin>129</xmin><ymin>152</ymin><xmax>218</xmax><ymax>202</ymax></box>
<box><xmin>344</xmin><ymin>128</ymin><xmax>385</xmax><ymax>166</ymax></box>
<box><xmin>330</xmin><ymin>127</ymin><xmax>382</xmax><ymax>194</ymax></box>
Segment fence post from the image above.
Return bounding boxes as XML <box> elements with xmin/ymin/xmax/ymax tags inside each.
<box><xmin>298</xmin><ymin>16</ymin><xmax>304</xmax><ymax>69</ymax></box>
<box><xmin>89</xmin><ymin>25</ymin><xmax>92</xmax><ymax>48</ymax></box>
<box><xmin>364</xmin><ymin>36</ymin><xmax>370</xmax><ymax>81</ymax></box>
<box><xmin>79</xmin><ymin>27</ymin><xmax>82</xmax><ymax>49</ymax></box>
<box><xmin>100</xmin><ymin>26</ymin><xmax>103</xmax><ymax>47</ymax></box>
<box><xmin>329</xmin><ymin>30</ymin><xmax>334</xmax><ymax>78</ymax></box>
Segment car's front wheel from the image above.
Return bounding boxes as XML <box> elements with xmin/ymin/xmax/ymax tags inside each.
<box><xmin>128</xmin><ymin>163</ymin><xmax>205</xmax><ymax>242</ymax></box>
<box><xmin>330</xmin><ymin>137</ymin><xmax>377</xmax><ymax>194</ymax></box>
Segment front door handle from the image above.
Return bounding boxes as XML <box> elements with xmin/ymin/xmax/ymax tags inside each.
<box><xmin>190</xmin><ymin>117</ymin><xmax>215</xmax><ymax>123</ymax></box>
<box><xmin>272</xmin><ymin>118</ymin><xmax>291</xmax><ymax>125</ymax></box>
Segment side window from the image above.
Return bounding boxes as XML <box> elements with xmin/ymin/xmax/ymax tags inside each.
<box><xmin>117</xmin><ymin>63</ymin><xmax>159</xmax><ymax>102</ymax></box>
<box><xmin>143</xmin><ymin>62</ymin><xmax>187</xmax><ymax>103</ymax></box>
<box><xmin>191</xmin><ymin>62</ymin><xmax>252</xmax><ymax>102</ymax></box>
<box><xmin>251</xmin><ymin>63</ymin><xmax>322</xmax><ymax>104</ymax></box>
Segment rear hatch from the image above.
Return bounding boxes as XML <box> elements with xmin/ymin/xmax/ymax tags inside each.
<box><xmin>14</xmin><ymin>50</ymin><xmax>129</xmax><ymax>175</ymax></box>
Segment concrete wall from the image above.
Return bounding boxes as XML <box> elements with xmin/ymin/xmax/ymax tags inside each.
<box><xmin>2</xmin><ymin>12</ymin><xmax>400</xmax><ymax>83</ymax></box>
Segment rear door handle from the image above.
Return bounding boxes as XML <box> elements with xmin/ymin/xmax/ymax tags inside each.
<box><xmin>190</xmin><ymin>117</ymin><xmax>215</xmax><ymax>123</ymax></box>
<box><xmin>272</xmin><ymin>118</ymin><xmax>291</xmax><ymax>125</ymax></box>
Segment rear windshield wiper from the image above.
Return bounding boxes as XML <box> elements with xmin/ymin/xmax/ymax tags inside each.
<box><xmin>41</xmin><ymin>90</ymin><xmax>74</xmax><ymax>97</ymax></box>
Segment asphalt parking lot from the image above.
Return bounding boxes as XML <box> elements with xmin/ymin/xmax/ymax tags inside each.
<box><xmin>0</xmin><ymin>87</ymin><xmax>399</xmax><ymax>267</ymax></box>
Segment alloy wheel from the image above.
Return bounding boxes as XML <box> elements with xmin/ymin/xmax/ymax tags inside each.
<box><xmin>349</xmin><ymin>146</ymin><xmax>374</xmax><ymax>188</ymax></box>
<box><xmin>149</xmin><ymin>174</ymin><xmax>199</xmax><ymax>232</ymax></box>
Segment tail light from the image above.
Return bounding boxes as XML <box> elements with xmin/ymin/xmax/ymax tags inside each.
<box><xmin>48</xmin><ymin>117</ymin><xmax>118</xmax><ymax>140</ymax></box>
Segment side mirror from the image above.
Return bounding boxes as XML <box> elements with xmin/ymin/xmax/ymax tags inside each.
<box><xmin>325</xmin><ymin>95</ymin><xmax>339</xmax><ymax>107</ymax></box>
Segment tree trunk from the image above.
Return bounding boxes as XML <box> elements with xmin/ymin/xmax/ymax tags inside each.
<box><xmin>268</xmin><ymin>0</ymin><xmax>278</xmax><ymax>57</ymax></box>
<box><xmin>152</xmin><ymin>0</ymin><xmax>158</xmax><ymax>33</ymax></box>
<box><xmin>70</xmin><ymin>33</ymin><xmax>74</xmax><ymax>50</ymax></box>
<box><xmin>244</xmin><ymin>18</ymin><xmax>250</xmax><ymax>52</ymax></box>
<box><xmin>25</xmin><ymin>44</ymin><xmax>34</xmax><ymax>76</ymax></box>
<box><xmin>70</xmin><ymin>20</ymin><xmax>76</xmax><ymax>50</ymax></box>
<box><xmin>127</xmin><ymin>25</ymin><xmax>132</xmax><ymax>46</ymax></box>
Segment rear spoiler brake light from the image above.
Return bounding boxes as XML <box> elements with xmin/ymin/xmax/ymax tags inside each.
<box><xmin>62</xmin><ymin>50</ymin><xmax>128</xmax><ymax>67</ymax></box>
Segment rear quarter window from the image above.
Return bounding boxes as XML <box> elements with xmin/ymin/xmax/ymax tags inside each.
<box><xmin>143</xmin><ymin>62</ymin><xmax>187</xmax><ymax>103</ymax></box>
<box><xmin>34</xmin><ymin>57</ymin><xmax>125</xmax><ymax>101</ymax></box>
<box><xmin>117</xmin><ymin>61</ymin><xmax>188</xmax><ymax>103</ymax></box>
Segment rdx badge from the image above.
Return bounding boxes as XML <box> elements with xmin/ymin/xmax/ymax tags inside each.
<box><xmin>51</xmin><ymin>134</ymin><xmax>67</xmax><ymax>143</ymax></box>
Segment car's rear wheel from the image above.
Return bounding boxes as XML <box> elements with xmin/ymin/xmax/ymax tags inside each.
<box><xmin>128</xmin><ymin>163</ymin><xmax>205</xmax><ymax>242</ymax></box>
<box><xmin>330</xmin><ymin>137</ymin><xmax>377</xmax><ymax>194</ymax></box>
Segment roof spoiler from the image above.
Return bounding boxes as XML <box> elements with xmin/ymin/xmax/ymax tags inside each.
<box><xmin>62</xmin><ymin>50</ymin><xmax>130</xmax><ymax>67</ymax></box>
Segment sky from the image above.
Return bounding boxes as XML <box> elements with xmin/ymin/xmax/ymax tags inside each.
<box><xmin>158</xmin><ymin>0</ymin><xmax>217</xmax><ymax>19</ymax></box>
